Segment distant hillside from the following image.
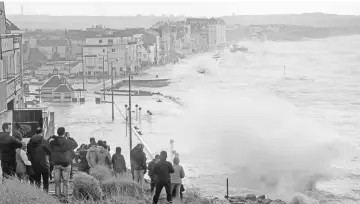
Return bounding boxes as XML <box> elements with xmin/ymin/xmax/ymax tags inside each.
<box><xmin>222</xmin><ymin>13</ymin><xmax>360</xmax><ymax>28</ymax></box>
<box><xmin>7</xmin><ymin>13</ymin><xmax>360</xmax><ymax>30</ymax></box>
<box><xmin>226</xmin><ymin>25</ymin><xmax>360</xmax><ymax>42</ymax></box>
<box><xmin>7</xmin><ymin>15</ymin><xmax>183</xmax><ymax>30</ymax></box>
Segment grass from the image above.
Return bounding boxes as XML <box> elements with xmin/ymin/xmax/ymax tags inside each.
<box><xmin>0</xmin><ymin>167</ymin><xmax>216</xmax><ymax>204</ymax></box>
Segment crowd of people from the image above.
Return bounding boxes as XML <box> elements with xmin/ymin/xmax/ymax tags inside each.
<box><xmin>0</xmin><ymin>122</ymin><xmax>186</xmax><ymax>204</ymax></box>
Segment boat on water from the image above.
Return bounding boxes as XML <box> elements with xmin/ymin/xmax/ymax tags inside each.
<box><xmin>230</xmin><ymin>44</ymin><xmax>248</xmax><ymax>53</ymax></box>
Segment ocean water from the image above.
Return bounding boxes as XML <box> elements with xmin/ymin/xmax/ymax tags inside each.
<box><xmin>50</xmin><ymin>35</ymin><xmax>360</xmax><ymax>203</ymax></box>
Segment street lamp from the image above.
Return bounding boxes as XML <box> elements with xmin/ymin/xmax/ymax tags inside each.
<box><xmin>125</xmin><ymin>45</ymin><xmax>133</xmax><ymax>155</ymax></box>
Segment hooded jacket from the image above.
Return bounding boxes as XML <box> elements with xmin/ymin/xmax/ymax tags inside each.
<box><xmin>27</xmin><ymin>134</ymin><xmax>52</xmax><ymax>173</ymax></box>
<box><xmin>0</xmin><ymin>132</ymin><xmax>23</xmax><ymax>164</ymax></box>
<box><xmin>153</xmin><ymin>159</ymin><xmax>175</xmax><ymax>183</ymax></box>
<box><xmin>50</xmin><ymin>136</ymin><xmax>78</xmax><ymax>167</ymax></box>
<box><xmin>78</xmin><ymin>149</ymin><xmax>90</xmax><ymax>172</ymax></box>
<box><xmin>112</xmin><ymin>153</ymin><xmax>126</xmax><ymax>173</ymax></box>
<box><xmin>86</xmin><ymin>145</ymin><xmax>99</xmax><ymax>168</ymax></box>
<box><xmin>130</xmin><ymin>147</ymin><xmax>147</xmax><ymax>171</ymax></box>
<box><xmin>97</xmin><ymin>146</ymin><xmax>111</xmax><ymax>167</ymax></box>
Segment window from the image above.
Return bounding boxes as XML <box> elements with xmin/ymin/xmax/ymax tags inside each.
<box><xmin>112</xmin><ymin>49</ymin><xmax>116</xmax><ymax>52</ymax></box>
<box><xmin>108</xmin><ymin>39</ymin><xmax>113</xmax><ymax>44</ymax></box>
<box><xmin>103</xmin><ymin>49</ymin><xmax>105</xmax><ymax>53</ymax></box>
<box><xmin>65</xmin><ymin>96</ymin><xmax>72</xmax><ymax>99</ymax></box>
<box><xmin>53</xmin><ymin>96</ymin><xmax>60</xmax><ymax>99</ymax></box>
<box><xmin>99</xmin><ymin>40</ymin><xmax>103</xmax><ymax>43</ymax></box>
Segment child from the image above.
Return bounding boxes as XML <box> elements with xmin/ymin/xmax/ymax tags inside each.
<box><xmin>16</xmin><ymin>141</ymin><xmax>33</xmax><ymax>181</ymax></box>
<box><xmin>112</xmin><ymin>147</ymin><xmax>127</xmax><ymax>177</ymax></box>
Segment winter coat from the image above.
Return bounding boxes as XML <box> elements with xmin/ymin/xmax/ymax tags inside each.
<box><xmin>97</xmin><ymin>146</ymin><xmax>111</xmax><ymax>167</ymax></box>
<box><xmin>50</xmin><ymin>136</ymin><xmax>78</xmax><ymax>167</ymax></box>
<box><xmin>147</xmin><ymin>159</ymin><xmax>158</xmax><ymax>178</ymax></box>
<box><xmin>153</xmin><ymin>159</ymin><xmax>175</xmax><ymax>183</ymax></box>
<box><xmin>77</xmin><ymin>149</ymin><xmax>90</xmax><ymax>172</ymax></box>
<box><xmin>27</xmin><ymin>134</ymin><xmax>52</xmax><ymax>173</ymax></box>
<box><xmin>130</xmin><ymin>148</ymin><xmax>147</xmax><ymax>171</ymax></box>
<box><xmin>86</xmin><ymin>145</ymin><xmax>99</xmax><ymax>168</ymax></box>
<box><xmin>112</xmin><ymin>153</ymin><xmax>126</xmax><ymax>173</ymax></box>
<box><xmin>171</xmin><ymin>164</ymin><xmax>185</xmax><ymax>184</ymax></box>
<box><xmin>15</xmin><ymin>148</ymin><xmax>32</xmax><ymax>174</ymax></box>
<box><xmin>0</xmin><ymin>132</ymin><xmax>23</xmax><ymax>164</ymax></box>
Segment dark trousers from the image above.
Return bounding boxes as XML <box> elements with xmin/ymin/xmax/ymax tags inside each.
<box><xmin>33</xmin><ymin>171</ymin><xmax>50</xmax><ymax>193</ymax></box>
<box><xmin>153</xmin><ymin>180</ymin><xmax>172</xmax><ymax>204</ymax></box>
<box><xmin>150</xmin><ymin>178</ymin><xmax>156</xmax><ymax>193</ymax></box>
<box><xmin>1</xmin><ymin>162</ymin><xmax>16</xmax><ymax>180</ymax></box>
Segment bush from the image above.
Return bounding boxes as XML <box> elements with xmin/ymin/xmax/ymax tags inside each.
<box><xmin>101</xmin><ymin>176</ymin><xmax>143</xmax><ymax>199</ymax></box>
<box><xmin>73</xmin><ymin>173</ymin><xmax>103</xmax><ymax>201</ymax></box>
<box><xmin>89</xmin><ymin>165</ymin><xmax>113</xmax><ymax>184</ymax></box>
<box><xmin>0</xmin><ymin>177</ymin><xmax>60</xmax><ymax>204</ymax></box>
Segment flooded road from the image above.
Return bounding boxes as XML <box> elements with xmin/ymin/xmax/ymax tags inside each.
<box><xmin>47</xmin><ymin>35</ymin><xmax>360</xmax><ymax>203</ymax></box>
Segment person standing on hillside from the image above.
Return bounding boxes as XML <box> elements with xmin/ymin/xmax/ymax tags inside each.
<box><xmin>148</xmin><ymin>154</ymin><xmax>160</xmax><ymax>195</ymax></box>
<box><xmin>50</xmin><ymin>127</ymin><xmax>78</xmax><ymax>198</ymax></box>
<box><xmin>27</xmin><ymin>128</ymin><xmax>52</xmax><ymax>193</ymax></box>
<box><xmin>86</xmin><ymin>142</ymin><xmax>99</xmax><ymax>169</ymax></box>
<box><xmin>16</xmin><ymin>141</ymin><xmax>33</xmax><ymax>181</ymax></box>
<box><xmin>0</xmin><ymin>123</ymin><xmax>23</xmax><ymax>179</ymax></box>
<box><xmin>97</xmin><ymin>140</ymin><xmax>112</xmax><ymax>169</ymax></box>
<box><xmin>89</xmin><ymin>137</ymin><xmax>96</xmax><ymax>147</ymax></box>
<box><xmin>112</xmin><ymin>147</ymin><xmax>127</xmax><ymax>177</ymax></box>
<box><xmin>170</xmin><ymin>157</ymin><xmax>185</xmax><ymax>200</ymax></box>
<box><xmin>152</xmin><ymin>151</ymin><xmax>175</xmax><ymax>204</ymax></box>
<box><xmin>65</xmin><ymin>132</ymin><xmax>76</xmax><ymax>179</ymax></box>
<box><xmin>130</xmin><ymin>143</ymin><xmax>147</xmax><ymax>188</ymax></box>
<box><xmin>77</xmin><ymin>144</ymin><xmax>90</xmax><ymax>174</ymax></box>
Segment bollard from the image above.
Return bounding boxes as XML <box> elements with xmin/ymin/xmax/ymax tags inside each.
<box><xmin>170</xmin><ymin>139</ymin><xmax>175</xmax><ymax>162</ymax></box>
<box><xmin>139</xmin><ymin>107</ymin><xmax>142</xmax><ymax>130</ymax></box>
<box><xmin>226</xmin><ymin>178</ymin><xmax>229</xmax><ymax>199</ymax></box>
<box><xmin>147</xmin><ymin>110</ymin><xmax>150</xmax><ymax>123</ymax></box>
<box><xmin>149</xmin><ymin>112</ymin><xmax>152</xmax><ymax>123</ymax></box>
<box><xmin>135</xmin><ymin>104</ymin><xmax>139</xmax><ymax>121</ymax></box>
<box><xmin>125</xmin><ymin>104</ymin><xmax>128</xmax><ymax>118</ymax></box>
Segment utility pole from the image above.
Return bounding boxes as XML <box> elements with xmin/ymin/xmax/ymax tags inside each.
<box><xmin>111</xmin><ymin>61</ymin><xmax>114</xmax><ymax>121</ymax></box>
<box><xmin>126</xmin><ymin>46</ymin><xmax>132</xmax><ymax>155</ymax></box>
<box><xmin>102</xmin><ymin>55</ymin><xmax>105</xmax><ymax>102</ymax></box>
<box><xmin>82</xmin><ymin>46</ymin><xmax>85</xmax><ymax>90</ymax></box>
<box><xmin>68</xmin><ymin>51</ymin><xmax>71</xmax><ymax>75</ymax></box>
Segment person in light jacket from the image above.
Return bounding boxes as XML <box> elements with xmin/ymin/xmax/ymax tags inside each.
<box><xmin>97</xmin><ymin>140</ymin><xmax>112</xmax><ymax>168</ymax></box>
<box><xmin>16</xmin><ymin>141</ymin><xmax>32</xmax><ymax>181</ymax></box>
<box><xmin>170</xmin><ymin>157</ymin><xmax>185</xmax><ymax>200</ymax></box>
<box><xmin>86</xmin><ymin>143</ymin><xmax>98</xmax><ymax>168</ymax></box>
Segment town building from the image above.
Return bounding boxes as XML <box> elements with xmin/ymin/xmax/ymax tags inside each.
<box><xmin>186</xmin><ymin>18</ymin><xmax>210</xmax><ymax>52</ymax></box>
<box><xmin>37</xmin><ymin>38</ymin><xmax>70</xmax><ymax>61</ymax></box>
<box><xmin>40</xmin><ymin>68</ymin><xmax>74</xmax><ymax>102</ymax></box>
<box><xmin>82</xmin><ymin>30</ymin><xmax>146</xmax><ymax>76</ymax></box>
<box><xmin>208</xmin><ymin>18</ymin><xmax>226</xmax><ymax>50</ymax></box>
<box><xmin>0</xmin><ymin>1</ymin><xmax>25</xmax><ymax>124</ymax></box>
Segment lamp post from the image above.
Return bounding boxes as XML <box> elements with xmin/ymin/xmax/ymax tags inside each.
<box><xmin>111</xmin><ymin>61</ymin><xmax>114</xmax><ymax>121</ymax></box>
<box><xmin>125</xmin><ymin>45</ymin><xmax>133</xmax><ymax>156</ymax></box>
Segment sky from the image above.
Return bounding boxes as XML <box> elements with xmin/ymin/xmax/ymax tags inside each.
<box><xmin>4</xmin><ymin>0</ymin><xmax>360</xmax><ymax>17</ymax></box>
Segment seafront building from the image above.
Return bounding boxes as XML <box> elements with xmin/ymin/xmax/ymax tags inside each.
<box><xmin>0</xmin><ymin>2</ymin><xmax>25</xmax><ymax>124</ymax></box>
<box><xmin>40</xmin><ymin>68</ymin><xmax>74</xmax><ymax>102</ymax></box>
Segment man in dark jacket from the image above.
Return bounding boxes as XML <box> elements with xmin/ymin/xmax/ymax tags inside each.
<box><xmin>112</xmin><ymin>147</ymin><xmax>126</xmax><ymax>176</ymax></box>
<box><xmin>130</xmin><ymin>143</ymin><xmax>147</xmax><ymax>188</ymax></box>
<box><xmin>148</xmin><ymin>154</ymin><xmax>160</xmax><ymax>194</ymax></box>
<box><xmin>0</xmin><ymin>123</ymin><xmax>23</xmax><ymax>179</ymax></box>
<box><xmin>50</xmin><ymin>127</ymin><xmax>78</xmax><ymax>197</ymax></box>
<box><xmin>152</xmin><ymin>151</ymin><xmax>175</xmax><ymax>204</ymax></box>
<box><xmin>27</xmin><ymin>127</ymin><xmax>52</xmax><ymax>193</ymax></box>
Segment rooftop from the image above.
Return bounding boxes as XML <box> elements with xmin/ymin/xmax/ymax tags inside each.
<box><xmin>38</xmin><ymin>39</ymin><xmax>69</xmax><ymax>47</ymax></box>
<box><xmin>53</xmin><ymin>84</ymin><xmax>74</xmax><ymax>93</ymax></box>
